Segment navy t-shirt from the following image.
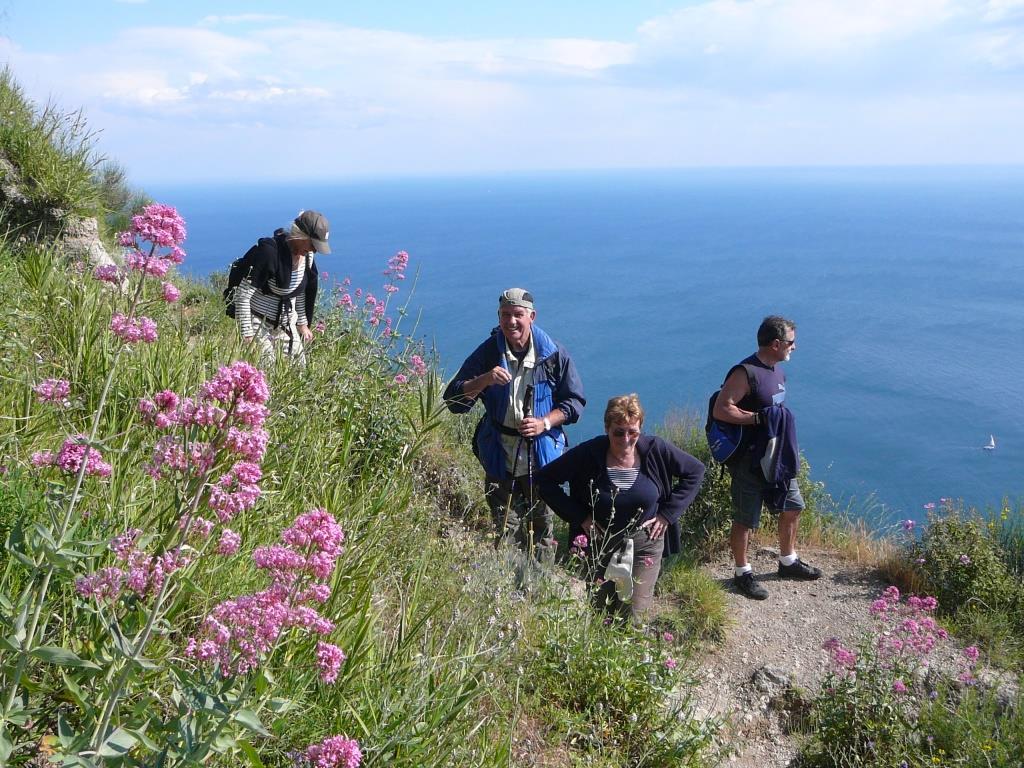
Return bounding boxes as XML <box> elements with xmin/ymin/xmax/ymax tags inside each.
<box><xmin>738</xmin><ymin>354</ymin><xmax>787</xmax><ymax>412</ymax></box>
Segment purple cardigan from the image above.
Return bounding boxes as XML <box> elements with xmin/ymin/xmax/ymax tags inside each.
<box><xmin>536</xmin><ymin>434</ymin><xmax>705</xmax><ymax>557</ymax></box>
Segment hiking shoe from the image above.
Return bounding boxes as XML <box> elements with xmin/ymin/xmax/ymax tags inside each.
<box><xmin>777</xmin><ymin>558</ymin><xmax>822</xmax><ymax>580</ymax></box>
<box><xmin>734</xmin><ymin>571</ymin><xmax>769</xmax><ymax>600</ymax></box>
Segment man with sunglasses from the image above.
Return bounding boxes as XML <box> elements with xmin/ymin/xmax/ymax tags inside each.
<box><xmin>443</xmin><ymin>288</ymin><xmax>585</xmax><ymax>565</ymax></box>
<box><xmin>713</xmin><ymin>315</ymin><xmax>821</xmax><ymax>600</ymax></box>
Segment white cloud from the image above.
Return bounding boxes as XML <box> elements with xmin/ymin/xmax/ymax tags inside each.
<box><xmin>4</xmin><ymin>2</ymin><xmax>1024</xmax><ymax>181</ymax></box>
<box><xmin>198</xmin><ymin>14</ymin><xmax>287</xmax><ymax>27</ymax></box>
<box><xmin>638</xmin><ymin>0</ymin><xmax>960</xmax><ymax>56</ymax></box>
<box><xmin>982</xmin><ymin>0</ymin><xmax>1024</xmax><ymax>21</ymax></box>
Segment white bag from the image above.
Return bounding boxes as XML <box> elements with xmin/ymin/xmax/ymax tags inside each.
<box><xmin>603</xmin><ymin>537</ymin><xmax>634</xmax><ymax>602</ymax></box>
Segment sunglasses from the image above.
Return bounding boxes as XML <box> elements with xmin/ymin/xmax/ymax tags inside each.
<box><xmin>777</xmin><ymin>338</ymin><xmax>796</xmax><ymax>347</ymax></box>
<box><xmin>610</xmin><ymin>427</ymin><xmax>641</xmax><ymax>438</ymax></box>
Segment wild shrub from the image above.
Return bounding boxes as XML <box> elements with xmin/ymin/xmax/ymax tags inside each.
<box><xmin>803</xmin><ymin>586</ymin><xmax>983</xmax><ymax>767</ymax></box>
<box><xmin>0</xmin><ymin>67</ymin><xmax>103</xmax><ymax>230</ymax></box>
<box><xmin>911</xmin><ymin>504</ymin><xmax>1020</xmax><ymax>618</ymax></box>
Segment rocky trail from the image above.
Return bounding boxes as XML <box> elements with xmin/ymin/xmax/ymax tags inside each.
<box><xmin>690</xmin><ymin>546</ymin><xmax>890</xmax><ymax>767</ymax></box>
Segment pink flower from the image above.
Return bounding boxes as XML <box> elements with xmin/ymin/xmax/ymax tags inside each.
<box><xmin>959</xmin><ymin>554</ymin><xmax>972</xmax><ymax>566</ymax></box>
<box><xmin>892</xmin><ymin>679</ymin><xmax>908</xmax><ymax>694</ymax></box>
<box><xmin>93</xmin><ymin>264</ymin><xmax>121</xmax><ymax>283</ymax></box>
<box><xmin>393</xmin><ymin>374</ymin><xmax>408</xmax><ymax>385</ymax></box>
<box><xmin>572</xmin><ymin>534</ymin><xmax>589</xmax><ymax>549</ymax></box>
<box><xmin>33</xmin><ymin>436</ymin><xmax>112</xmax><ymax>478</ymax></box>
<box><xmin>303</xmin><ymin>735</ymin><xmax>362</xmax><ymax>768</ymax></box>
<box><xmin>34</xmin><ymin>378</ymin><xmax>71</xmax><ymax>406</ymax></box>
<box><xmin>76</xmin><ymin>567</ymin><xmax>124</xmax><ymax>601</ymax></box>
<box><xmin>409</xmin><ymin>354</ymin><xmax>428</xmax><ymax>377</ymax></box>
<box><xmin>902</xmin><ymin>519</ymin><xmax>915</xmax><ymax>532</ymax></box>
<box><xmin>923</xmin><ymin>502</ymin><xmax>936</xmax><ymax>510</ymax></box>
<box><xmin>162</xmin><ymin>281</ymin><xmax>181</xmax><ymax>303</ymax></box>
<box><xmin>110</xmin><ymin>313</ymin><xmax>158</xmax><ymax>344</ymax></box>
<box><xmin>963</xmin><ymin>645</ymin><xmax>980</xmax><ymax>662</ymax></box>
<box><xmin>316</xmin><ymin>641</ymin><xmax>347</xmax><ymax>683</ymax></box>
<box><xmin>662</xmin><ymin>631</ymin><xmax>675</xmax><ymax>643</ymax></box>
<box><xmin>217</xmin><ymin>529</ymin><xmax>242</xmax><ymax>556</ymax></box>
<box><xmin>130</xmin><ymin>202</ymin><xmax>187</xmax><ymax>248</ymax></box>
<box><xmin>664</xmin><ymin>657</ymin><xmax>677</xmax><ymax>670</ymax></box>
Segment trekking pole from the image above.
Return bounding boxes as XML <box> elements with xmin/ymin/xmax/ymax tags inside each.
<box><xmin>522</xmin><ymin>384</ymin><xmax>536</xmax><ymax>560</ymax></box>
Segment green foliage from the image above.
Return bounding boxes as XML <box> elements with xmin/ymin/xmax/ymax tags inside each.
<box><xmin>913</xmin><ymin>506</ymin><xmax>1020</xmax><ymax>617</ymax></box>
<box><xmin>0</xmin><ymin>67</ymin><xmax>104</xmax><ymax>229</ymax></box>
<box><xmin>654</xmin><ymin>555</ymin><xmax>729</xmax><ymax>646</ymax></box>
<box><xmin>655</xmin><ymin>413</ymin><xmax>732</xmax><ymax>555</ymax></box>
<box><xmin>523</xmin><ymin>598</ymin><xmax>717</xmax><ymax>766</ymax></box>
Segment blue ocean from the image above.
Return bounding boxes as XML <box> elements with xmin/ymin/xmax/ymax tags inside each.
<box><xmin>151</xmin><ymin>167</ymin><xmax>1024</xmax><ymax>528</ymax></box>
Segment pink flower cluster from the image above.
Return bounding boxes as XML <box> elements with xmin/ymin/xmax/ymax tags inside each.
<box><xmin>186</xmin><ymin>509</ymin><xmax>346</xmax><ymax>678</ymax></box>
<box><xmin>408</xmin><ymin>354</ymin><xmax>428</xmax><ymax>378</ymax></box>
<box><xmin>76</xmin><ymin>528</ymin><xmax>190</xmax><ymax>602</ymax></box>
<box><xmin>145</xmin><ymin>436</ymin><xmax>216</xmax><ymax>479</ymax></box>
<box><xmin>125</xmin><ymin>250</ymin><xmax>171</xmax><ymax>277</ymax></box>
<box><xmin>34</xmin><ymin>378</ymin><xmax>71</xmax><ymax>407</ymax></box>
<box><xmin>870</xmin><ymin>586</ymin><xmax>948</xmax><ymax>661</ymax></box>
<box><xmin>384</xmin><ymin>250</ymin><xmax>409</xmax><ymax>281</ymax></box>
<box><xmin>93</xmin><ymin>264</ymin><xmax>121</xmax><ymax>284</ymax></box>
<box><xmin>32</xmin><ymin>435</ymin><xmax>112</xmax><ymax>478</ymax></box>
<box><xmin>116</xmin><ymin>205</ymin><xmax>187</xmax><ymax>296</ymax></box>
<box><xmin>120</xmin><ymin>203</ymin><xmax>187</xmax><ymax>250</ymax></box>
<box><xmin>207</xmin><ymin>462</ymin><xmax>262</xmax><ymax>522</ymax></box>
<box><xmin>111</xmin><ymin>313</ymin><xmax>158</xmax><ymax>344</ymax></box>
<box><xmin>302</xmin><ymin>735</ymin><xmax>362</xmax><ymax>768</ymax></box>
<box><xmin>823</xmin><ymin>637</ymin><xmax>858</xmax><ymax>672</ymax></box>
<box><xmin>216</xmin><ymin>528</ymin><xmax>242</xmax><ymax>555</ymax></box>
<box><xmin>316</xmin><ymin>641</ymin><xmax>347</xmax><ymax>683</ymax></box>
<box><xmin>569</xmin><ymin>533</ymin><xmax>588</xmax><ymax>556</ymax></box>
<box><xmin>139</xmin><ymin>362</ymin><xmax>270</xmax><ymax>483</ymax></box>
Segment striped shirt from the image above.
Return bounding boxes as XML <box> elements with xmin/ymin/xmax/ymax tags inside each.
<box><xmin>235</xmin><ymin>263</ymin><xmax>307</xmax><ymax>337</ymax></box>
<box><xmin>607</xmin><ymin>466</ymin><xmax>639</xmax><ymax>490</ymax></box>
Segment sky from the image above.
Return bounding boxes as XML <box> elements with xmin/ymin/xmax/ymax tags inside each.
<box><xmin>1</xmin><ymin>0</ymin><xmax>1023</xmax><ymax>183</ymax></box>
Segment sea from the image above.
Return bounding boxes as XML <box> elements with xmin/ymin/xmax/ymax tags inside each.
<box><xmin>150</xmin><ymin>167</ymin><xmax>1024</xmax><ymax>530</ymax></box>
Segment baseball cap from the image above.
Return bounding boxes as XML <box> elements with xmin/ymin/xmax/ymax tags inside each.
<box><xmin>498</xmin><ymin>288</ymin><xmax>534</xmax><ymax>310</ymax></box>
<box><xmin>294</xmin><ymin>210</ymin><xmax>332</xmax><ymax>254</ymax></box>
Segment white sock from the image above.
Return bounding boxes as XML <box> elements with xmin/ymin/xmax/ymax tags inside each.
<box><xmin>779</xmin><ymin>553</ymin><xmax>798</xmax><ymax>566</ymax></box>
<box><xmin>735</xmin><ymin>564</ymin><xmax>753</xmax><ymax>577</ymax></box>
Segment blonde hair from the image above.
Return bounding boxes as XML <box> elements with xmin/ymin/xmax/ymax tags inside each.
<box><xmin>604</xmin><ymin>393</ymin><xmax>644</xmax><ymax>430</ymax></box>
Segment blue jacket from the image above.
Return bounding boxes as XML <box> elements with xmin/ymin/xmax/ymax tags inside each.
<box><xmin>536</xmin><ymin>434</ymin><xmax>705</xmax><ymax>557</ymax></box>
<box><xmin>751</xmin><ymin>404</ymin><xmax>800</xmax><ymax>510</ymax></box>
<box><xmin>443</xmin><ymin>325</ymin><xmax>585</xmax><ymax>479</ymax></box>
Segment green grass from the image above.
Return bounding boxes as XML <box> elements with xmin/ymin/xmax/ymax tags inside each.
<box><xmin>654</xmin><ymin>555</ymin><xmax>730</xmax><ymax>647</ymax></box>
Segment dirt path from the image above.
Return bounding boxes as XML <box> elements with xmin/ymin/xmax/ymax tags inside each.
<box><xmin>690</xmin><ymin>546</ymin><xmax>890</xmax><ymax>767</ymax></box>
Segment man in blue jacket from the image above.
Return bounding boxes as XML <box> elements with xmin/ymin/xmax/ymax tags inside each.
<box><xmin>444</xmin><ymin>288</ymin><xmax>585</xmax><ymax>564</ymax></box>
<box><xmin>713</xmin><ymin>315</ymin><xmax>821</xmax><ymax>600</ymax></box>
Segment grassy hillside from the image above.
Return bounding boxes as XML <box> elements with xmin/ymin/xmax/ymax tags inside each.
<box><xmin>1</xmin><ymin>66</ymin><xmax>1020</xmax><ymax>768</ymax></box>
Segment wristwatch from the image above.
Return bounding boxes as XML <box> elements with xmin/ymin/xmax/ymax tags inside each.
<box><xmin>543</xmin><ymin>417</ymin><xmax>551</xmax><ymax>431</ymax></box>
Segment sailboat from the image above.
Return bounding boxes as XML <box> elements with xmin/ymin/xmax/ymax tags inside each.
<box><xmin>983</xmin><ymin>434</ymin><xmax>996</xmax><ymax>451</ymax></box>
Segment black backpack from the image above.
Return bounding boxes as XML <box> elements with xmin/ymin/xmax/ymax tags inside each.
<box><xmin>705</xmin><ymin>364</ymin><xmax>757</xmax><ymax>465</ymax></box>
<box><xmin>222</xmin><ymin>251</ymin><xmax>255</xmax><ymax>319</ymax></box>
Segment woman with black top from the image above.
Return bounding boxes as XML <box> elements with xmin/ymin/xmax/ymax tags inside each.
<box><xmin>537</xmin><ymin>394</ymin><xmax>705</xmax><ymax>621</ymax></box>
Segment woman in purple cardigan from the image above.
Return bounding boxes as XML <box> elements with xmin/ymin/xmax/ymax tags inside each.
<box><xmin>536</xmin><ymin>394</ymin><xmax>705</xmax><ymax>621</ymax></box>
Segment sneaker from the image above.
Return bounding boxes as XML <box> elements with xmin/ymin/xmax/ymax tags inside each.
<box><xmin>778</xmin><ymin>558</ymin><xmax>822</xmax><ymax>580</ymax></box>
<box><xmin>734</xmin><ymin>571</ymin><xmax>769</xmax><ymax>600</ymax></box>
